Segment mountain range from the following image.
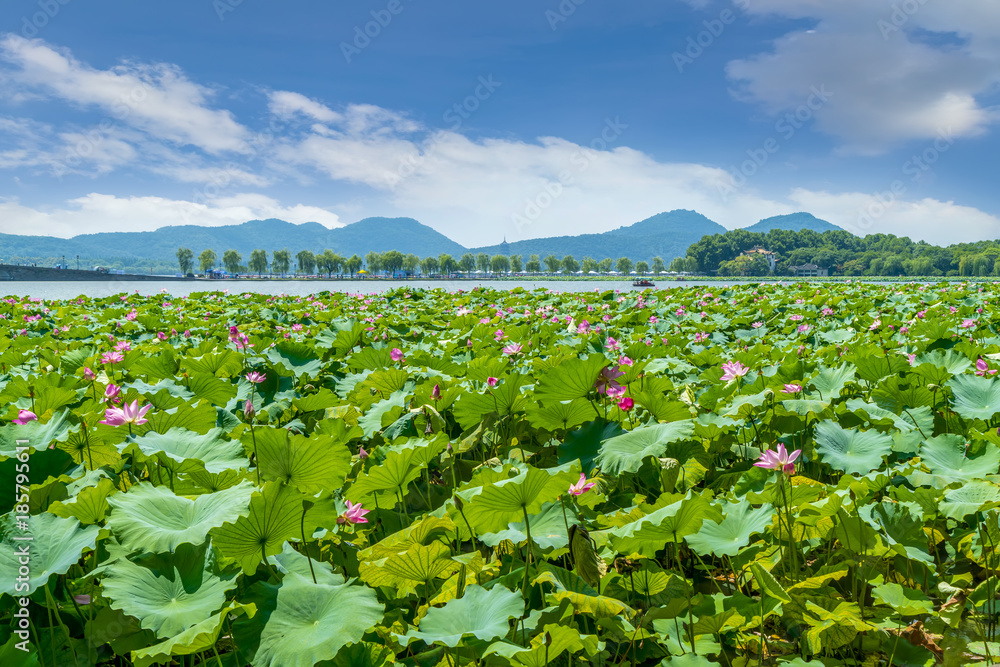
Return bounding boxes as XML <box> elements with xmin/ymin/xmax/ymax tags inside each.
<box><xmin>0</xmin><ymin>210</ymin><xmax>845</xmax><ymax>270</ymax></box>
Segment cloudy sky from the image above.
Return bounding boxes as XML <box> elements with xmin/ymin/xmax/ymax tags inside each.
<box><xmin>1</xmin><ymin>0</ymin><xmax>999</xmax><ymax>246</ymax></box>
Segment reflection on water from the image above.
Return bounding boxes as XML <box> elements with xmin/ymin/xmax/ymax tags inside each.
<box><xmin>0</xmin><ymin>279</ymin><xmax>749</xmax><ymax>299</ymax></box>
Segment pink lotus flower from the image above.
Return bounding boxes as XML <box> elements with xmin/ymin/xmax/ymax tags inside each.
<box><xmin>99</xmin><ymin>400</ymin><xmax>152</xmax><ymax>427</ymax></box>
<box><xmin>789</xmin><ymin>314</ymin><xmax>803</xmax><ymax>321</ymax></box>
<box><xmin>502</xmin><ymin>343</ymin><xmax>522</xmax><ymax>356</ymax></box>
<box><xmin>245</xmin><ymin>371</ymin><xmax>266</xmax><ymax>384</ymax></box>
<box><xmin>961</xmin><ymin>319</ymin><xmax>976</xmax><ymax>329</ymax></box>
<box><xmin>101</xmin><ymin>351</ymin><xmax>124</xmax><ymax>366</ymax></box>
<box><xmin>494</xmin><ymin>329</ymin><xmax>505</xmax><ymax>341</ymax></box>
<box><xmin>606</xmin><ymin>337</ymin><xmax>621</xmax><ymax>351</ymax></box>
<box><xmin>751</xmin><ymin>321</ymin><xmax>764</xmax><ymax>329</ymax></box>
<box><xmin>754</xmin><ymin>444</ymin><xmax>801</xmax><ymax>475</ymax></box>
<box><xmin>358</xmin><ymin>446</ymin><xmax>369</xmax><ymax>459</ymax></box>
<box><xmin>12</xmin><ymin>410</ymin><xmax>37</xmax><ymax>425</ymax></box>
<box><xmin>390</xmin><ymin>348</ymin><xmax>404</xmax><ymax>362</ymax></box>
<box><xmin>339</xmin><ymin>500</ymin><xmax>370</xmax><ymax>525</ymax></box>
<box><xmin>821</xmin><ymin>308</ymin><xmax>834</xmax><ymax>316</ymax></box>
<box><xmin>184</xmin><ymin>330</ymin><xmax>191</xmax><ymax>338</ymax></box>
<box><xmin>105</xmin><ymin>384</ymin><xmax>120</xmax><ymax>401</ymax></box>
<box><xmin>618</xmin><ymin>396</ymin><xmax>634</xmax><ymax>411</ymax></box>
<box><xmin>486</xmin><ymin>377</ymin><xmax>499</xmax><ymax>387</ymax></box>
<box><xmin>618</xmin><ymin>356</ymin><xmax>633</xmax><ymax>367</ymax></box>
<box><xmin>578</xmin><ymin>320</ymin><xmax>590</xmax><ymax>334</ymax></box>
<box><xmin>797</xmin><ymin>324</ymin><xmax>810</xmax><ymax>333</ymax></box>
<box><xmin>157</xmin><ymin>331</ymin><xmax>167</xmax><ymax>340</ymax></box>
<box><xmin>693</xmin><ymin>331</ymin><xmax>708</xmax><ymax>343</ymax></box>
<box><xmin>114</xmin><ymin>341</ymin><xmax>131</xmax><ymax>352</ymax></box>
<box><xmin>720</xmin><ymin>361</ymin><xmax>749</xmax><ymax>382</ymax></box>
<box><xmin>783</xmin><ymin>384</ymin><xmax>803</xmax><ymax>395</ymax></box>
<box><xmin>568</xmin><ymin>473</ymin><xmax>596</xmax><ymax>497</ymax></box>
<box><xmin>606</xmin><ymin>385</ymin><xmax>626</xmax><ymax>399</ymax></box>
<box><xmin>244</xmin><ymin>401</ymin><xmax>255</xmax><ymax>419</ymax></box>
<box><xmin>595</xmin><ymin>366</ymin><xmax>625</xmax><ymax>395</ymax></box>
<box><xmin>869</xmin><ymin>319</ymin><xmax>881</xmax><ymax>331</ymax></box>
<box><xmin>976</xmin><ymin>359</ymin><xmax>997</xmax><ymax>377</ymax></box>
<box><xmin>83</xmin><ymin>367</ymin><xmax>95</xmax><ymax>381</ymax></box>
<box><xmin>431</xmin><ymin>384</ymin><xmax>441</xmax><ymax>401</ymax></box>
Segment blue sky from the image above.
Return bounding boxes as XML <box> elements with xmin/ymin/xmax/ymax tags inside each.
<box><xmin>2</xmin><ymin>0</ymin><xmax>999</xmax><ymax>246</ymax></box>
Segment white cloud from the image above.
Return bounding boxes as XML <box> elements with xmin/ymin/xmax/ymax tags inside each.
<box><xmin>727</xmin><ymin>0</ymin><xmax>1000</xmax><ymax>153</ymax></box>
<box><xmin>0</xmin><ymin>193</ymin><xmax>342</xmax><ymax>238</ymax></box>
<box><xmin>0</xmin><ymin>35</ymin><xmax>250</xmax><ymax>154</ymax></box>
<box><xmin>268</xmin><ymin>91</ymin><xmax>341</xmax><ymax>123</ymax></box>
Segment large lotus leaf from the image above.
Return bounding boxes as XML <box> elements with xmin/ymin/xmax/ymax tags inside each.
<box><xmin>358</xmin><ymin>390</ymin><xmax>409</xmax><ymax>437</ymax></box>
<box><xmin>808</xmin><ymin>364</ymin><xmax>857</xmax><ymax>400</ymax></box>
<box><xmin>0</xmin><ymin>410</ymin><xmax>73</xmax><ymax>459</ymax></box>
<box><xmin>939</xmin><ymin>480</ymin><xmax>1000</xmax><ymax>520</ymax></box>
<box><xmin>139</xmin><ymin>402</ymin><xmax>219</xmax><ymax>435</ymax></box>
<box><xmin>558</xmin><ymin>420</ymin><xmax>625</xmax><ymax>474</ymax></box>
<box><xmin>400</xmin><ymin>584</ymin><xmax>523</xmax><ymax>647</ymax></box>
<box><xmin>359</xmin><ymin>541</ymin><xmax>459</xmax><ymax>594</ymax></box>
<box><xmin>814</xmin><ymin>421</ymin><xmax>892</xmax><ymax>475</ymax></box>
<box><xmin>916</xmin><ymin>434</ymin><xmax>1000</xmax><ymax>485</ymax></box>
<box><xmin>210</xmin><ymin>482</ymin><xmax>302</xmax><ymax>574</ymax></box>
<box><xmin>254</xmin><ymin>572</ymin><xmax>384</xmax><ymax>667</ymax></box>
<box><xmin>0</xmin><ymin>512</ymin><xmax>99</xmax><ymax>595</ymax></box>
<box><xmin>123</xmin><ymin>427</ymin><xmax>247</xmax><ymax>474</ymax></box>
<box><xmin>107</xmin><ymin>481</ymin><xmax>255</xmax><ymax>552</ymax></box>
<box><xmin>331</xmin><ymin>643</ymin><xmax>397</xmax><ymax>667</ymax></box>
<box><xmin>595</xmin><ymin>421</ymin><xmax>695</xmax><ymax>475</ymax></box>
<box><xmin>525</xmin><ymin>398</ymin><xmax>596</xmax><ymax>432</ymax></box>
<box><xmin>486</xmin><ymin>623</ymin><xmax>603</xmax><ymax>667</ymax></box>
<box><xmin>101</xmin><ymin>555</ymin><xmax>236</xmax><ymax>639</ymax></box>
<box><xmin>454</xmin><ymin>375</ymin><xmax>529</xmax><ymax>430</ymax></box>
<box><xmin>948</xmin><ymin>374</ymin><xmax>1000</xmax><ymax>421</ymax></box>
<box><xmin>265</xmin><ymin>342</ymin><xmax>324</xmax><ymax>378</ymax></box>
<box><xmin>685</xmin><ymin>499</ymin><xmax>775</xmax><ymax>557</ymax></box>
<box><xmin>462</xmin><ymin>464</ymin><xmax>580</xmax><ymax>534</ymax></box>
<box><xmin>348</xmin><ymin>437</ymin><xmax>448</xmax><ymax>504</ymax></box>
<box><xmin>252</xmin><ymin>427</ymin><xmax>352</xmax><ymax>494</ymax></box>
<box><xmin>48</xmin><ymin>477</ymin><xmax>117</xmax><ymax>525</ymax></box>
<box><xmin>871</xmin><ymin>582</ymin><xmax>934</xmax><ymax>617</ymax></box>
<box><xmin>131</xmin><ymin>602</ymin><xmax>256</xmax><ymax>667</ymax></box>
<box><xmin>360</xmin><ymin>514</ymin><xmax>456</xmax><ymax>561</ymax></box>
<box><xmin>534</xmin><ymin>356</ymin><xmax>610</xmax><ymax>403</ymax></box>
<box><xmin>532</xmin><ymin>564</ymin><xmax>633</xmax><ymax>618</ymax></box>
<box><xmin>481</xmin><ymin>501</ymin><xmax>580</xmax><ymax>551</ymax></box>
<box><xmin>608</xmin><ymin>493</ymin><xmax>721</xmax><ymax>557</ymax></box>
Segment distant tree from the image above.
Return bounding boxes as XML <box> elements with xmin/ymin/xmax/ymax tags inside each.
<box><xmin>176</xmin><ymin>247</ymin><xmax>194</xmax><ymax>274</ymax></box>
<box><xmin>581</xmin><ymin>257</ymin><xmax>598</xmax><ymax>274</ymax></box>
<box><xmin>543</xmin><ymin>254</ymin><xmax>560</xmax><ymax>274</ymax></box>
<box><xmin>296</xmin><ymin>250</ymin><xmax>316</xmax><ymax>275</ymax></box>
<box><xmin>223</xmin><ymin>250</ymin><xmax>242</xmax><ymax>274</ymax></box>
<box><xmin>382</xmin><ymin>250</ymin><xmax>404</xmax><ymax>276</ymax></box>
<box><xmin>510</xmin><ymin>255</ymin><xmax>523</xmax><ymax>273</ymax></box>
<box><xmin>651</xmin><ymin>257</ymin><xmax>665</xmax><ymax>274</ymax></box>
<box><xmin>635</xmin><ymin>261</ymin><xmax>650</xmax><ymax>275</ymax></box>
<box><xmin>476</xmin><ymin>253</ymin><xmax>490</xmax><ymax>273</ymax></box>
<box><xmin>272</xmin><ymin>249</ymin><xmax>291</xmax><ymax>276</ymax></box>
<box><xmin>404</xmin><ymin>253</ymin><xmax>420</xmax><ymax>275</ymax></box>
<box><xmin>459</xmin><ymin>253</ymin><xmax>476</xmax><ymax>273</ymax></box>
<box><xmin>719</xmin><ymin>254</ymin><xmax>769</xmax><ymax>277</ymax></box>
<box><xmin>345</xmin><ymin>254</ymin><xmax>363</xmax><ymax>277</ymax></box>
<box><xmin>198</xmin><ymin>249</ymin><xmax>217</xmax><ymax>273</ymax></box>
<box><xmin>562</xmin><ymin>255</ymin><xmax>580</xmax><ymax>273</ymax></box>
<box><xmin>421</xmin><ymin>256</ymin><xmax>439</xmax><ymax>276</ymax></box>
<box><xmin>490</xmin><ymin>255</ymin><xmax>510</xmax><ymax>275</ymax></box>
<box><xmin>669</xmin><ymin>256</ymin><xmax>698</xmax><ymax>273</ymax></box>
<box><xmin>365</xmin><ymin>252</ymin><xmax>382</xmax><ymax>275</ymax></box>
<box><xmin>248</xmin><ymin>250</ymin><xmax>268</xmax><ymax>276</ymax></box>
<box><xmin>616</xmin><ymin>257</ymin><xmax>633</xmax><ymax>274</ymax></box>
<box><xmin>439</xmin><ymin>254</ymin><xmax>456</xmax><ymax>274</ymax></box>
<box><xmin>598</xmin><ymin>258</ymin><xmax>613</xmax><ymax>273</ymax></box>
<box><xmin>526</xmin><ymin>255</ymin><xmax>541</xmax><ymax>273</ymax></box>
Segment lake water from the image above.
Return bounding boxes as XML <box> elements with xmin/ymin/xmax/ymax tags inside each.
<box><xmin>1</xmin><ymin>279</ymin><xmax>748</xmax><ymax>299</ymax></box>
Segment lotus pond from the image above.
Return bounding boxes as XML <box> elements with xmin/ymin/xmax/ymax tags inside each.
<box><xmin>2</xmin><ymin>283</ymin><xmax>1000</xmax><ymax>666</ymax></box>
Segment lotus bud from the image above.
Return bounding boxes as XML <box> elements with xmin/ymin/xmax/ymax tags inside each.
<box><xmin>453</xmin><ymin>495</ymin><xmax>464</xmax><ymax>511</ymax></box>
<box><xmin>244</xmin><ymin>401</ymin><xmax>255</xmax><ymax>420</ymax></box>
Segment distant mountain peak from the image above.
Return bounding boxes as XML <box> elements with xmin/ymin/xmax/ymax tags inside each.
<box><xmin>743</xmin><ymin>213</ymin><xmax>843</xmax><ymax>234</ymax></box>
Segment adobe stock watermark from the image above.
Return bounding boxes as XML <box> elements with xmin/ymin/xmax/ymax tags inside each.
<box><xmin>546</xmin><ymin>0</ymin><xmax>587</xmax><ymax>31</ymax></box>
<box><xmin>443</xmin><ymin>75</ymin><xmax>501</xmax><ymax>130</ymax></box>
<box><xmin>851</xmin><ymin>127</ymin><xmax>956</xmax><ymax>232</ymax></box>
<box><xmin>673</xmin><ymin>0</ymin><xmax>751</xmax><ymax>73</ymax></box>
<box><xmin>12</xmin><ymin>439</ymin><xmax>31</xmax><ymax>653</ymax></box>
<box><xmin>51</xmin><ymin>83</ymin><xmax>149</xmax><ymax>178</ymax></box>
<box><xmin>717</xmin><ymin>85</ymin><xmax>833</xmax><ymax>202</ymax></box>
<box><xmin>878</xmin><ymin>0</ymin><xmax>934</xmax><ymax>40</ymax></box>
<box><xmin>20</xmin><ymin>0</ymin><xmax>74</xmax><ymax>38</ymax></box>
<box><xmin>511</xmin><ymin>117</ymin><xmax>628</xmax><ymax>236</ymax></box>
<box><xmin>213</xmin><ymin>0</ymin><xmax>248</xmax><ymax>21</ymax></box>
<box><xmin>341</xmin><ymin>0</ymin><xmax>413</xmax><ymax>64</ymax></box>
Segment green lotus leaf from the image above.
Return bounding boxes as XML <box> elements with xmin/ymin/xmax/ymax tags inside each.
<box><xmin>532</xmin><ymin>564</ymin><xmax>633</xmax><ymax>618</ymax></box>
<box><xmin>807</xmin><ymin>364</ymin><xmax>856</xmax><ymax>400</ymax></box>
<box><xmin>348</xmin><ymin>436</ymin><xmax>448</xmax><ymax>505</ymax></box>
<box><xmin>939</xmin><ymin>480</ymin><xmax>1000</xmax><ymax>520</ymax></box>
<box><xmin>454</xmin><ymin>375</ymin><xmax>529</xmax><ymax>429</ymax></box>
<box><xmin>359</xmin><ymin>541</ymin><xmax>459</xmax><ymax>594</ymax></box>
<box><xmin>948</xmin><ymin>374</ymin><xmax>1000</xmax><ymax>421</ymax></box>
<box><xmin>400</xmin><ymin>584</ymin><xmax>523</xmax><ymax>647</ymax></box>
<box><xmin>462</xmin><ymin>464</ymin><xmax>580</xmax><ymax>534</ymax></box>
<box><xmin>131</xmin><ymin>602</ymin><xmax>255</xmax><ymax>667</ymax></box>
<box><xmin>210</xmin><ymin>482</ymin><xmax>302</xmax><ymax>574</ymax></box>
<box><xmin>481</xmin><ymin>501</ymin><xmax>580</xmax><ymax>551</ymax></box>
<box><xmin>871</xmin><ymin>582</ymin><xmax>934</xmax><ymax>617</ymax></box>
<box><xmin>358</xmin><ymin>390</ymin><xmax>409</xmax><ymax>437</ymax></box>
<box><xmin>595</xmin><ymin>421</ymin><xmax>695</xmax><ymax>475</ymax></box>
<box><xmin>608</xmin><ymin>492</ymin><xmax>721</xmax><ymax>557</ymax></box>
<box><xmin>47</xmin><ymin>477</ymin><xmax>117</xmax><ymax>524</ymax></box>
<box><xmin>0</xmin><ymin>410</ymin><xmax>72</xmax><ymax>459</ymax></box>
<box><xmin>101</xmin><ymin>553</ymin><xmax>236</xmax><ymax>639</ymax></box>
<box><xmin>0</xmin><ymin>512</ymin><xmax>99</xmax><ymax>596</ymax></box>
<box><xmin>123</xmin><ymin>427</ymin><xmax>247</xmax><ymax>474</ymax></box>
<box><xmin>253</xmin><ymin>572</ymin><xmax>384</xmax><ymax>667</ymax></box>
<box><xmin>814</xmin><ymin>421</ymin><xmax>892</xmax><ymax>475</ymax></box>
<box><xmin>534</xmin><ymin>356</ymin><xmax>610</xmax><ymax>403</ymax></box>
<box><xmin>685</xmin><ymin>499</ymin><xmax>775</xmax><ymax>557</ymax></box>
<box><xmin>917</xmin><ymin>434</ymin><xmax>1000</xmax><ymax>485</ymax></box>
<box><xmin>107</xmin><ymin>481</ymin><xmax>255</xmax><ymax>552</ymax></box>
<box><xmin>525</xmin><ymin>398</ymin><xmax>596</xmax><ymax>432</ymax></box>
<box><xmin>252</xmin><ymin>427</ymin><xmax>352</xmax><ymax>494</ymax></box>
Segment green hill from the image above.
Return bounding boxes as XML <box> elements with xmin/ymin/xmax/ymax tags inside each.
<box><xmin>742</xmin><ymin>213</ymin><xmax>842</xmax><ymax>234</ymax></box>
<box><xmin>470</xmin><ymin>210</ymin><xmax>726</xmax><ymax>263</ymax></box>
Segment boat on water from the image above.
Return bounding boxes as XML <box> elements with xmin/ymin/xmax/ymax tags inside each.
<box><xmin>632</xmin><ymin>279</ymin><xmax>655</xmax><ymax>288</ymax></box>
